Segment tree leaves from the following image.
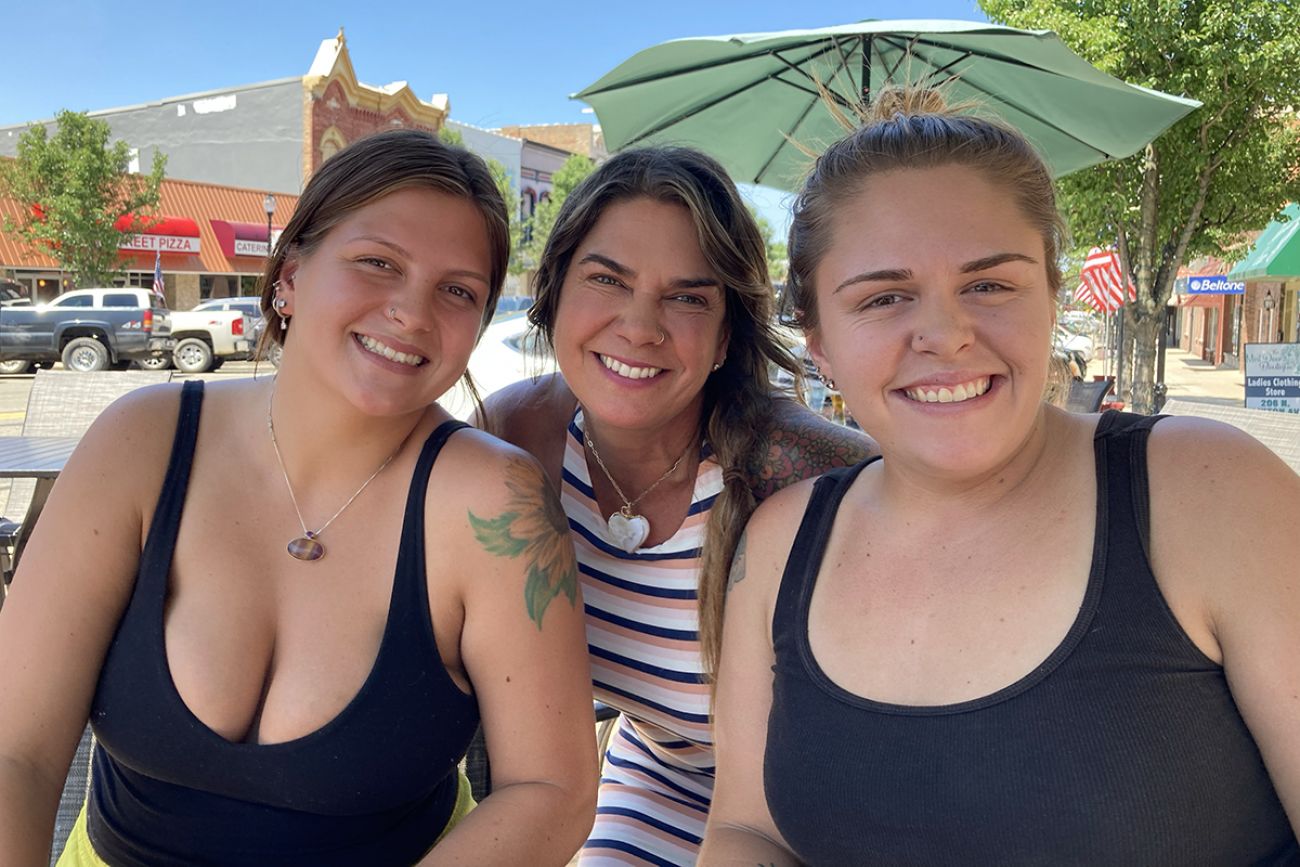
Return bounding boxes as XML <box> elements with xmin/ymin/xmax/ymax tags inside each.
<box><xmin>0</xmin><ymin>110</ymin><xmax>166</xmax><ymax>287</ymax></box>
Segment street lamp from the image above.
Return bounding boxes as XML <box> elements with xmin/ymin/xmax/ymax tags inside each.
<box><xmin>263</xmin><ymin>194</ymin><xmax>276</xmax><ymax>262</ymax></box>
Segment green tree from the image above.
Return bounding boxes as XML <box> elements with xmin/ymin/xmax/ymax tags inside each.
<box><xmin>521</xmin><ymin>154</ymin><xmax>596</xmax><ymax>268</ymax></box>
<box><xmin>486</xmin><ymin>158</ymin><xmax>526</xmax><ymax>275</ymax></box>
<box><xmin>438</xmin><ymin>125</ymin><xmax>464</xmax><ymax>147</ymax></box>
<box><xmin>0</xmin><ymin>110</ymin><xmax>166</xmax><ymax>288</ymax></box>
<box><xmin>980</xmin><ymin>0</ymin><xmax>1300</xmax><ymax>413</ymax></box>
<box><xmin>746</xmin><ymin>203</ymin><xmax>789</xmax><ymax>281</ymax></box>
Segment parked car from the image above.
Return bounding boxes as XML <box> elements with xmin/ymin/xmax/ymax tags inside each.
<box><xmin>192</xmin><ymin>297</ymin><xmax>278</xmax><ymax>366</ymax></box>
<box><xmin>440</xmin><ymin>314</ymin><xmax>556</xmax><ymax>418</ymax></box>
<box><xmin>142</xmin><ymin>305</ymin><xmax>252</xmax><ymax>373</ymax></box>
<box><xmin>0</xmin><ymin>287</ymin><xmax>173</xmax><ymax>374</ymax></box>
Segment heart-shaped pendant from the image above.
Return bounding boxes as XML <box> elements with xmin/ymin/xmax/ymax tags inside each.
<box><xmin>607</xmin><ymin>511</ymin><xmax>650</xmax><ymax>553</ymax></box>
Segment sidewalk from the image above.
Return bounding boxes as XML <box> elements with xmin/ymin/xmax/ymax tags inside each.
<box><xmin>1158</xmin><ymin>346</ymin><xmax>1244</xmax><ymax>407</ymax></box>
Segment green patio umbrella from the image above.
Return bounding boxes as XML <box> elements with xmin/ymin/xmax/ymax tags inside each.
<box><xmin>574</xmin><ymin>19</ymin><xmax>1201</xmax><ymax>189</ymax></box>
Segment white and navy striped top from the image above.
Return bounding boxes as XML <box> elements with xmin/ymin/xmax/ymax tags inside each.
<box><xmin>563</xmin><ymin>410</ymin><xmax>723</xmax><ymax>768</ymax></box>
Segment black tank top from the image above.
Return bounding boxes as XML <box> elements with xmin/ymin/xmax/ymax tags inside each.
<box><xmin>765</xmin><ymin>411</ymin><xmax>1298</xmax><ymax>866</ymax></box>
<box><xmin>87</xmin><ymin>381</ymin><xmax>480</xmax><ymax>866</ymax></box>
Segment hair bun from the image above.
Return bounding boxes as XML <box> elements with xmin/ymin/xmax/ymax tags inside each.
<box><xmin>866</xmin><ymin>85</ymin><xmax>952</xmax><ymax>123</ymax></box>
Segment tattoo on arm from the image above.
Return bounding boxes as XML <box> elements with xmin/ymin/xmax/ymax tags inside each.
<box><xmin>468</xmin><ymin>457</ymin><xmax>578</xmax><ymax>629</ymax></box>
<box><xmin>727</xmin><ymin>530</ymin><xmax>749</xmax><ymax>594</ymax></box>
<box><xmin>754</xmin><ymin>411</ymin><xmax>877</xmax><ymax>500</ymax></box>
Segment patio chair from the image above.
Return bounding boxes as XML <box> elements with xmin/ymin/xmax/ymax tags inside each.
<box><xmin>0</xmin><ymin>369</ymin><xmax>170</xmax><ymax>865</ymax></box>
<box><xmin>1161</xmin><ymin>400</ymin><xmax>1300</xmax><ymax>475</ymax></box>
<box><xmin>1064</xmin><ymin>377</ymin><xmax>1115</xmax><ymax>413</ymax></box>
<box><xmin>0</xmin><ymin>370</ymin><xmax>173</xmax><ymax>584</ymax></box>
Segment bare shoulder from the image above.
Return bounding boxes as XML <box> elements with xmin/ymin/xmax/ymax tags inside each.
<box><xmin>70</xmin><ymin>382</ymin><xmax>189</xmax><ymax>492</ymax></box>
<box><xmin>753</xmin><ymin>397</ymin><xmax>878</xmax><ymax>500</ymax></box>
<box><xmin>1147</xmin><ymin>414</ymin><xmax>1298</xmax><ymax>507</ymax></box>
<box><xmin>1146</xmin><ymin>415</ymin><xmax>1300</xmax><ymax>627</ymax></box>
<box><xmin>432</xmin><ymin>428</ymin><xmax>577</xmax><ymax>630</ymax></box>
<box><xmin>477</xmin><ymin>374</ymin><xmax>574</xmax><ymax>440</ymax></box>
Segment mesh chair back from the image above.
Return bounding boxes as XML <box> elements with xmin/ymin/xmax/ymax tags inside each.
<box><xmin>1162</xmin><ymin>399</ymin><xmax>1300</xmax><ymax>475</ymax></box>
<box><xmin>1064</xmin><ymin>378</ymin><xmax>1114</xmax><ymax>413</ymax></box>
<box><xmin>3</xmin><ymin>370</ymin><xmax>172</xmax><ymax>521</ymax></box>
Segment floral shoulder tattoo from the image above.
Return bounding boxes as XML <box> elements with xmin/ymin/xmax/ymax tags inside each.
<box><xmin>468</xmin><ymin>457</ymin><xmax>578</xmax><ymax>629</ymax></box>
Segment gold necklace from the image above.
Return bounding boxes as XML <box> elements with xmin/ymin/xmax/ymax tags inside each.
<box><xmin>266</xmin><ymin>383</ymin><xmax>410</xmax><ymax>562</ymax></box>
<box><xmin>584</xmin><ymin>427</ymin><xmax>694</xmax><ymax>553</ymax></box>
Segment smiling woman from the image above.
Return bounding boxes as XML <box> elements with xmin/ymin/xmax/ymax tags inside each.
<box><xmin>480</xmin><ymin>146</ymin><xmax>875</xmax><ymax>866</ymax></box>
<box><xmin>0</xmin><ymin>129</ymin><xmax>598</xmax><ymax>866</ymax></box>
<box><xmin>701</xmin><ymin>88</ymin><xmax>1300</xmax><ymax>865</ymax></box>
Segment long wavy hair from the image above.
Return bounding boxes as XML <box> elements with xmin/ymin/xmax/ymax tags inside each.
<box><xmin>256</xmin><ymin>128</ymin><xmax>510</xmax><ymax>410</ymax></box>
<box><xmin>527</xmin><ymin>147</ymin><xmax>801</xmax><ymax>679</ymax></box>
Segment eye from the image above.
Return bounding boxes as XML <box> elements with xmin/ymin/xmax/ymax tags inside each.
<box><xmin>445</xmin><ymin>284</ymin><xmax>478</xmax><ymax>303</ymax></box>
<box><xmin>358</xmin><ymin>256</ymin><xmax>396</xmax><ymax>271</ymax></box>
<box><xmin>669</xmin><ymin>292</ymin><xmax>708</xmax><ymax>306</ymax></box>
<box><xmin>860</xmin><ymin>292</ymin><xmax>906</xmax><ymax>310</ymax></box>
<box><xmin>966</xmin><ymin>280</ymin><xmax>1008</xmax><ymax>294</ymax></box>
<box><xmin>591</xmin><ymin>273</ymin><xmax>624</xmax><ymax>288</ymax></box>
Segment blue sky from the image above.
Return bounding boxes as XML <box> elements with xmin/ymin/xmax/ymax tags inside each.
<box><xmin>2</xmin><ymin>0</ymin><xmax>988</xmax><ymax>232</ymax></box>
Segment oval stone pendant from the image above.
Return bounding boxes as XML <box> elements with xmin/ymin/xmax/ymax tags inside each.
<box><xmin>288</xmin><ymin>533</ymin><xmax>325</xmax><ymax>561</ymax></box>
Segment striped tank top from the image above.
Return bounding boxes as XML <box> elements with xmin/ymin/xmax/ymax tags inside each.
<box><xmin>562</xmin><ymin>410</ymin><xmax>723</xmax><ymax>866</ymax></box>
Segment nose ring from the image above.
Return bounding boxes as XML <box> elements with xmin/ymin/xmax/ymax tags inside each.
<box><xmin>388</xmin><ymin>305</ymin><xmax>398</xmax><ymax>320</ymax></box>
<box><xmin>654</xmin><ymin>328</ymin><xmax>666</xmax><ymax>346</ymax></box>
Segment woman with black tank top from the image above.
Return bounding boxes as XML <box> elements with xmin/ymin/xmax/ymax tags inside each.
<box><xmin>700</xmin><ymin>89</ymin><xmax>1300</xmax><ymax>865</ymax></box>
<box><xmin>0</xmin><ymin>130</ymin><xmax>597</xmax><ymax>865</ymax></box>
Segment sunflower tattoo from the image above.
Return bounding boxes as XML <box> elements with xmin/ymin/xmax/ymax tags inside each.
<box><xmin>468</xmin><ymin>457</ymin><xmax>578</xmax><ymax>629</ymax></box>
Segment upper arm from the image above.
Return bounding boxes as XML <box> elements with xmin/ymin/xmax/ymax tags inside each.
<box><xmin>1148</xmin><ymin>418</ymin><xmax>1300</xmax><ymax>827</ymax></box>
<box><xmin>705</xmin><ymin>482</ymin><xmax>812</xmax><ymax>854</ymax></box>
<box><xmin>752</xmin><ymin>399</ymin><xmax>876</xmax><ymax>501</ymax></box>
<box><xmin>445</xmin><ymin>437</ymin><xmax>597</xmax><ymax>795</ymax></box>
<box><xmin>0</xmin><ymin>386</ymin><xmax>175</xmax><ymax>786</ymax></box>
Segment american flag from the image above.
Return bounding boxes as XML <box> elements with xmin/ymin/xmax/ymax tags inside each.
<box><xmin>151</xmin><ymin>250</ymin><xmax>165</xmax><ymax>302</ymax></box>
<box><xmin>1074</xmin><ymin>247</ymin><xmax>1135</xmax><ymax>312</ymax></box>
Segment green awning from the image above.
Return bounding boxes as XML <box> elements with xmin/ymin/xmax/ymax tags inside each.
<box><xmin>1229</xmin><ymin>204</ymin><xmax>1300</xmax><ymax>280</ymax></box>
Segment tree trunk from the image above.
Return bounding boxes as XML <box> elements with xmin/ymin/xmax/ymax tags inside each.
<box><xmin>1128</xmin><ymin>312</ymin><xmax>1163</xmax><ymax>414</ymax></box>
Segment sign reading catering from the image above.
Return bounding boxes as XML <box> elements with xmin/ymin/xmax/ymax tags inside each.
<box><xmin>1245</xmin><ymin>343</ymin><xmax>1300</xmax><ymax>414</ymax></box>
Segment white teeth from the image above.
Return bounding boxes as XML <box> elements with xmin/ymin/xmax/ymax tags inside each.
<box><xmin>600</xmin><ymin>354</ymin><xmax>662</xmax><ymax>380</ymax></box>
<box><xmin>905</xmin><ymin>377</ymin><xmax>989</xmax><ymax>404</ymax></box>
<box><xmin>357</xmin><ymin>334</ymin><xmax>425</xmax><ymax>367</ymax></box>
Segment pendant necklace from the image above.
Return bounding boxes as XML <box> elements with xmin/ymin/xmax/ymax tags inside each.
<box><xmin>584</xmin><ymin>428</ymin><xmax>695</xmax><ymax>553</ymax></box>
<box><xmin>266</xmin><ymin>383</ymin><xmax>410</xmax><ymax>562</ymax></box>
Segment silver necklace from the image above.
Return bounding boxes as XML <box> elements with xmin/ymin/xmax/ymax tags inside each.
<box><xmin>266</xmin><ymin>383</ymin><xmax>408</xmax><ymax>562</ymax></box>
<box><xmin>584</xmin><ymin>428</ymin><xmax>694</xmax><ymax>553</ymax></box>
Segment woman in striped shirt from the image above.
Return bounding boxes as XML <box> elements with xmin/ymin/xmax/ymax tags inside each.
<box><xmin>482</xmin><ymin>147</ymin><xmax>873</xmax><ymax>865</ymax></box>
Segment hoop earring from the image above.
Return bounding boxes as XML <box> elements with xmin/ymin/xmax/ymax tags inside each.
<box><xmin>271</xmin><ymin>282</ymin><xmax>289</xmax><ymax>330</ymax></box>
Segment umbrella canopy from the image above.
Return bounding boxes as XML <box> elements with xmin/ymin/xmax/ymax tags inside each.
<box><xmin>575</xmin><ymin>19</ymin><xmax>1201</xmax><ymax>189</ymax></box>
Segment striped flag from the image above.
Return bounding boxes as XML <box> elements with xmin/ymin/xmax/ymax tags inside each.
<box><xmin>1075</xmin><ymin>247</ymin><xmax>1135</xmax><ymax>312</ymax></box>
<box><xmin>151</xmin><ymin>250</ymin><xmax>165</xmax><ymax>302</ymax></box>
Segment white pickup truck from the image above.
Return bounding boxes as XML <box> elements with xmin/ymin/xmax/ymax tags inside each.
<box><xmin>141</xmin><ymin>304</ymin><xmax>253</xmax><ymax>373</ymax></box>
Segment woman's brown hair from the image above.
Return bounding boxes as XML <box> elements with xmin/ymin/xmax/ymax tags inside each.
<box><xmin>527</xmin><ymin>147</ymin><xmax>802</xmax><ymax>679</ymax></box>
<box><xmin>787</xmin><ymin>87</ymin><xmax>1068</xmax><ymax>331</ymax></box>
<box><xmin>256</xmin><ymin>128</ymin><xmax>510</xmax><ymax>407</ymax></box>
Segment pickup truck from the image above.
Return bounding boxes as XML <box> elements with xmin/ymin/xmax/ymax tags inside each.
<box><xmin>142</xmin><ymin>306</ymin><xmax>252</xmax><ymax>373</ymax></box>
<box><xmin>0</xmin><ymin>288</ymin><xmax>174</xmax><ymax>374</ymax></box>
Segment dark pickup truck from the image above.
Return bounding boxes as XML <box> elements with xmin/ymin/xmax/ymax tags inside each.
<box><xmin>0</xmin><ymin>287</ymin><xmax>175</xmax><ymax>374</ymax></box>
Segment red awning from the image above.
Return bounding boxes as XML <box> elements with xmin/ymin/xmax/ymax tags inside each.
<box><xmin>114</xmin><ymin>214</ymin><xmax>201</xmax><ymax>254</ymax></box>
<box><xmin>210</xmin><ymin>219</ymin><xmax>279</xmax><ymax>258</ymax></box>
<box><xmin>1179</xmin><ymin>293</ymin><xmax>1225</xmax><ymax>308</ymax></box>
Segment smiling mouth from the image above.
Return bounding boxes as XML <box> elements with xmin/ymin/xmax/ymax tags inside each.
<box><xmin>356</xmin><ymin>333</ymin><xmax>427</xmax><ymax>367</ymax></box>
<box><xmin>902</xmin><ymin>377</ymin><xmax>991</xmax><ymax>404</ymax></box>
<box><xmin>598</xmin><ymin>353</ymin><xmax>663</xmax><ymax>380</ymax></box>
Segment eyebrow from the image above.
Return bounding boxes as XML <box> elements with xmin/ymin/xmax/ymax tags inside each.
<box><xmin>832</xmin><ymin>252</ymin><xmax>1039</xmax><ymax>293</ymax></box>
<box><xmin>577</xmin><ymin>252</ymin><xmax>720</xmax><ymax>291</ymax></box>
<box><xmin>352</xmin><ymin>234</ymin><xmax>489</xmax><ymax>284</ymax></box>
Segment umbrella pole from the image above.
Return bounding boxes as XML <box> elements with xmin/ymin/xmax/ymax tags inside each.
<box><xmin>860</xmin><ymin>35</ymin><xmax>873</xmax><ymax>102</ymax></box>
